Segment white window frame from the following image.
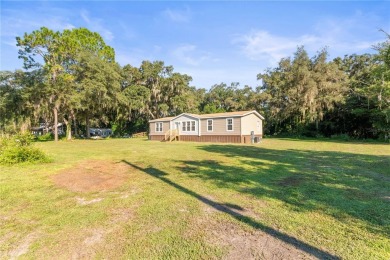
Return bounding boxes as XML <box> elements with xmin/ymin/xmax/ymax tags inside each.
<box><xmin>226</xmin><ymin>118</ymin><xmax>233</xmax><ymax>131</ymax></box>
<box><xmin>181</xmin><ymin>120</ymin><xmax>196</xmax><ymax>132</ymax></box>
<box><xmin>155</xmin><ymin>122</ymin><xmax>163</xmax><ymax>132</ymax></box>
<box><xmin>257</xmin><ymin>121</ymin><xmax>261</xmax><ymax>131</ymax></box>
<box><xmin>207</xmin><ymin>119</ymin><xmax>213</xmax><ymax>132</ymax></box>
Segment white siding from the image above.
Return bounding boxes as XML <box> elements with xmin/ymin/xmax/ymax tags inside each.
<box><xmin>171</xmin><ymin>115</ymin><xmax>199</xmax><ymax>136</ymax></box>
<box><xmin>241</xmin><ymin>113</ymin><xmax>263</xmax><ymax>135</ymax></box>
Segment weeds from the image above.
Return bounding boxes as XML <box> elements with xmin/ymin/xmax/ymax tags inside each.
<box><xmin>0</xmin><ymin>133</ymin><xmax>50</xmax><ymax>165</ymax></box>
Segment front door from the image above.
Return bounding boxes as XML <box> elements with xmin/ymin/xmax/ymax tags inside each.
<box><xmin>174</xmin><ymin>122</ymin><xmax>181</xmax><ymax>132</ymax></box>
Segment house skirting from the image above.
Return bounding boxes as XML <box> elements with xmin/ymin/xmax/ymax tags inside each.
<box><xmin>149</xmin><ymin>135</ymin><xmax>165</xmax><ymax>141</ymax></box>
<box><xmin>149</xmin><ymin>134</ymin><xmax>262</xmax><ymax>143</ymax></box>
<box><xmin>241</xmin><ymin>135</ymin><xmax>262</xmax><ymax>144</ymax></box>
<box><xmin>180</xmin><ymin>135</ymin><xmax>241</xmax><ymax>143</ymax></box>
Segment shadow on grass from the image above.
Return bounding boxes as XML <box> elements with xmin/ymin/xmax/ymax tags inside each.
<box><xmin>178</xmin><ymin>145</ymin><xmax>389</xmax><ymax>234</ymax></box>
<box><xmin>34</xmin><ymin>139</ymin><xmax>54</xmax><ymax>142</ymax></box>
<box><xmin>267</xmin><ymin>136</ymin><xmax>387</xmax><ymax>145</ymax></box>
<box><xmin>122</xmin><ymin>160</ymin><xmax>340</xmax><ymax>259</ymax></box>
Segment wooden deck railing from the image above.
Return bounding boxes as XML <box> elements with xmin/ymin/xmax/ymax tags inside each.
<box><xmin>164</xmin><ymin>129</ymin><xmax>179</xmax><ymax>142</ymax></box>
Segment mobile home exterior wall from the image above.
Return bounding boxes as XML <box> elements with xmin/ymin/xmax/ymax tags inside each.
<box><xmin>148</xmin><ymin>111</ymin><xmax>264</xmax><ymax>143</ymax></box>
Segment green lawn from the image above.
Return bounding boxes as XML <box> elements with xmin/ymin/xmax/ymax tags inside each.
<box><xmin>0</xmin><ymin>138</ymin><xmax>389</xmax><ymax>259</ymax></box>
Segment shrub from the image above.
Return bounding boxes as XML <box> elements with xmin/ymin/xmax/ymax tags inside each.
<box><xmin>36</xmin><ymin>132</ymin><xmax>54</xmax><ymax>141</ymax></box>
<box><xmin>0</xmin><ymin>133</ymin><xmax>50</xmax><ymax>165</ymax></box>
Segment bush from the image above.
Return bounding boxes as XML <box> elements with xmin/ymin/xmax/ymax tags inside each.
<box><xmin>36</xmin><ymin>132</ymin><xmax>54</xmax><ymax>141</ymax></box>
<box><xmin>0</xmin><ymin>133</ymin><xmax>50</xmax><ymax>165</ymax></box>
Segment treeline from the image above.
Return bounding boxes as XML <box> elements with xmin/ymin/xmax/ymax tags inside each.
<box><xmin>259</xmin><ymin>45</ymin><xmax>390</xmax><ymax>139</ymax></box>
<box><xmin>1</xmin><ymin>27</ymin><xmax>389</xmax><ymax>140</ymax></box>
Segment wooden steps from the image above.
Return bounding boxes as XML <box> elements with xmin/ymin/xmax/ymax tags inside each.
<box><xmin>164</xmin><ymin>129</ymin><xmax>179</xmax><ymax>142</ymax></box>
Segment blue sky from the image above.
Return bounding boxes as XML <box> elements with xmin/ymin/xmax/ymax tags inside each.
<box><xmin>1</xmin><ymin>1</ymin><xmax>389</xmax><ymax>89</ymax></box>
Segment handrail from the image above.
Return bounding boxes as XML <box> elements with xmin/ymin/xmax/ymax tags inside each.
<box><xmin>164</xmin><ymin>129</ymin><xmax>179</xmax><ymax>142</ymax></box>
<box><xmin>171</xmin><ymin>129</ymin><xmax>178</xmax><ymax>142</ymax></box>
<box><xmin>164</xmin><ymin>129</ymin><xmax>171</xmax><ymax>140</ymax></box>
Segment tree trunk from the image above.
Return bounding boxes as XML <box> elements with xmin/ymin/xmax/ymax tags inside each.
<box><xmin>66</xmin><ymin>123</ymin><xmax>72</xmax><ymax>140</ymax></box>
<box><xmin>53</xmin><ymin>107</ymin><xmax>58</xmax><ymax>142</ymax></box>
<box><xmin>20</xmin><ymin>119</ymin><xmax>30</xmax><ymax>133</ymax></box>
<box><xmin>86</xmin><ymin>113</ymin><xmax>90</xmax><ymax>138</ymax></box>
<box><xmin>64</xmin><ymin>116</ymin><xmax>72</xmax><ymax>140</ymax></box>
<box><xmin>73</xmin><ymin>115</ymin><xmax>78</xmax><ymax>137</ymax></box>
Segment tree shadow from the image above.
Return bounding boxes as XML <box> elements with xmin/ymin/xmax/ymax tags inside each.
<box><xmin>177</xmin><ymin>145</ymin><xmax>389</xmax><ymax>235</ymax></box>
<box><xmin>122</xmin><ymin>160</ymin><xmax>340</xmax><ymax>259</ymax></box>
<box><xmin>269</xmin><ymin>137</ymin><xmax>387</xmax><ymax>145</ymax></box>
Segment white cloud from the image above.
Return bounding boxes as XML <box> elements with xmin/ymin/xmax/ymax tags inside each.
<box><xmin>115</xmin><ymin>46</ymin><xmax>162</xmax><ymax>67</ymax></box>
<box><xmin>177</xmin><ymin>66</ymin><xmax>259</xmax><ymax>89</ymax></box>
<box><xmin>2</xmin><ymin>39</ymin><xmax>18</xmax><ymax>48</ymax></box>
<box><xmin>235</xmin><ymin>12</ymin><xmax>384</xmax><ymax>65</ymax></box>
<box><xmin>118</xmin><ymin>22</ymin><xmax>136</xmax><ymax>40</ymax></box>
<box><xmin>171</xmin><ymin>44</ymin><xmax>213</xmax><ymax>66</ymax></box>
<box><xmin>234</xmin><ymin>31</ymin><xmax>320</xmax><ymax>65</ymax></box>
<box><xmin>162</xmin><ymin>7</ymin><xmax>191</xmax><ymax>22</ymax></box>
<box><xmin>1</xmin><ymin>8</ymin><xmax>75</xmax><ymax>38</ymax></box>
<box><xmin>1</xmin><ymin>7</ymin><xmax>76</xmax><ymax>67</ymax></box>
<box><xmin>80</xmin><ymin>10</ymin><xmax>114</xmax><ymax>41</ymax></box>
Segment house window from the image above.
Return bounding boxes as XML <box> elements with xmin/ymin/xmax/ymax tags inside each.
<box><xmin>257</xmin><ymin>121</ymin><xmax>260</xmax><ymax>131</ymax></box>
<box><xmin>226</xmin><ymin>118</ymin><xmax>233</xmax><ymax>131</ymax></box>
<box><xmin>181</xmin><ymin>121</ymin><xmax>196</xmax><ymax>132</ymax></box>
<box><xmin>207</xmin><ymin>119</ymin><xmax>213</xmax><ymax>131</ymax></box>
<box><xmin>156</xmin><ymin>122</ymin><xmax>163</xmax><ymax>132</ymax></box>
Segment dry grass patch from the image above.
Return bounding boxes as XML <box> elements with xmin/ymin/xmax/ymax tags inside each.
<box><xmin>52</xmin><ymin>160</ymin><xmax>131</xmax><ymax>192</ymax></box>
<box><xmin>197</xmin><ymin>216</ymin><xmax>314</xmax><ymax>260</ymax></box>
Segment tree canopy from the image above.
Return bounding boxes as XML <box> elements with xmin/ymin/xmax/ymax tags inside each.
<box><xmin>1</xmin><ymin>27</ymin><xmax>389</xmax><ymax>141</ymax></box>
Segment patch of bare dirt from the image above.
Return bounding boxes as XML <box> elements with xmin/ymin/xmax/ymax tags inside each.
<box><xmin>76</xmin><ymin>197</ymin><xmax>104</xmax><ymax>205</ymax></box>
<box><xmin>201</xmin><ymin>195</ymin><xmax>263</xmax><ymax>221</ymax></box>
<box><xmin>196</xmin><ymin>198</ymin><xmax>322</xmax><ymax>260</ymax></box>
<box><xmin>208</xmin><ymin>220</ymin><xmax>313</xmax><ymax>260</ymax></box>
<box><xmin>8</xmin><ymin>232</ymin><xmax>41</xmax><ymax>260</ymax></box>
<box><xmin>38</xmin><ymin>205</ymin><xmax>139</xmax><ymax>259</ymax></box>
<box><xmin>72</xmin><ymin>207</ymin><xmax>138</xmax><ymax>259</ymax></box>
<box><xmin>113</xmin><ymin>188</ymin><xmax>142</xmax><ymax>199</ymax></box>
<box><xmin>52</xmin><ymin>160</ymin><xmax>131</xmax><ymax>192</ymax></box>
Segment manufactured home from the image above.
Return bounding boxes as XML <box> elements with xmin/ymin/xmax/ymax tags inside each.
<box><xmin>149</xmin><ymin>110</ymin><xmax>264</xmax><ymax>144</ymax></box>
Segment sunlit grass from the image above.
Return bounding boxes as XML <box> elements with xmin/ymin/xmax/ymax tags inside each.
<box><xmin>0</xmin><ymin>138</ymin><xmax>389</xmax><ymax>259</ymax></box>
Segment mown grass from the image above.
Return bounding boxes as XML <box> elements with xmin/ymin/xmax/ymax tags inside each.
<box><xmin>0</xmin><ymin>138</ymin><xmax>389</xmax><ymax>259</ymax></box>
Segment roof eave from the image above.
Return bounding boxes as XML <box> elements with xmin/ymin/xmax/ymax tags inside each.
<box><xmin>149</xmin><ymin>118</ymin><xmax>173</xmax><ymax>122</ymax></box>
<box><xmin>243</xmin><ymin>110</ymin><xmax>265</xmax><ymax>120</ymax></box>
<box><xmin>171</xmin><ymin>113</ymin><xmax>200</xmax><ymax>121</ymax></box>
<box><xmin>199</xmin><ymin>114</ymin><xmax>245</xmax><ymax>119</ymax></box>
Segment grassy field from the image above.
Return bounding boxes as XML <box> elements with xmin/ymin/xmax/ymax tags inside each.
<box><xmin>0</xmin><ymin>138</ymin><xmax>389</xmax><ymax>259</ymax></box>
